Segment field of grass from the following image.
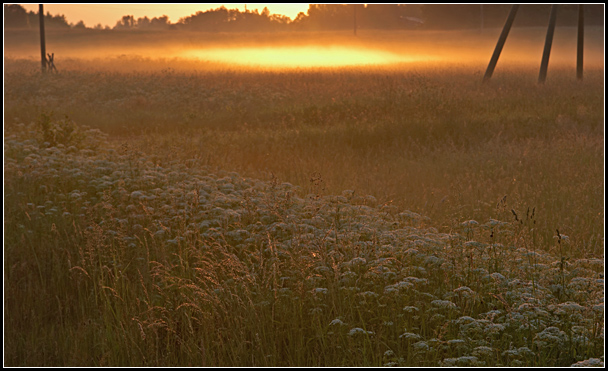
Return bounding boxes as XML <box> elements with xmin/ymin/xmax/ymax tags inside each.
<box><xmin>4</xmin><ymin>28</ymin><xmax>605</xmax><ymax>366</ymax></box>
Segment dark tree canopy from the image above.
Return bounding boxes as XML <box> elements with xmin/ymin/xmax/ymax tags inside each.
<box><xmin>4</xmin><ymin>4</ymin><xmax>604</xmax><ymax>32</ymax></box>
<box><xmin>4</xmin><ymin>4</ymin><xmax>29</xmax><ymax>28</ymax></box>
<box><xmin>175</xmin><ymin>6</ymin><xmax>290</xmax><ymax>32</ymax></box>
<box><xmin>4</xmin><ymin>4</ymin><xmax>70</xmax><ymax>29</ymax></box>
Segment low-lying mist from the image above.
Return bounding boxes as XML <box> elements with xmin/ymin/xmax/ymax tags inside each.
<box><xmin>4</xmin><ymin>27</ymin><xmax>604</xmax><ymax>71</ymax></box>
<box><xmin>182</xmin><ymin>46</ymin><xmax>436</xmax><ymax>68</ymax></box>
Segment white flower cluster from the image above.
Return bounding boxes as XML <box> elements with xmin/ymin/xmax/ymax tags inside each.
<box><xmin>4</xmin><ymin>125</ymin><xmax>604</xmax><ymax>367</ymax></box>
<box><xmin>571</xmin><ymin>358</ymin><xmax>604</xmax><ymax>367</ymax></box>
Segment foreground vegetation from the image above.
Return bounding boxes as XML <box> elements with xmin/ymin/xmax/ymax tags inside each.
<box><xmin>4</xmin><ymin>43</ymin><xmax>604</xmax><ymax>366</ymax></box>
<box><xmin>4</xmin><ymin>56</ymin><xmax>604</xmax><ymax>257</ymax></box>
<box><xmin>4</xmin><ymin>114</ymin><xmax>604</xmax><ymax>366</ymax></box>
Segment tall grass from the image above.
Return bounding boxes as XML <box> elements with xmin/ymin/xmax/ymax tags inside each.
<box><xmin>5</xmin><ymin>58</ymin><xmax>602</xmax><ymax>257</ymax></box>
<box><xmin>4</xmin><ymin>116</ymin><xmax>604</xmax><ymax>366</ymax></box>
<box><xmin>3</xmin><ymin>41</ymin><xmax>604</xmax><ymax>366</ymax></box>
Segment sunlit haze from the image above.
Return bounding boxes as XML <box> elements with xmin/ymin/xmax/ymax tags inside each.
<box><xmin>19</xmin><ymin>3</ymin><xmax>310</xmax><ymax>28</ymax></box>
<box><xmin>183</xmin><ymin>46</ymin><xmax>436</xmax><ymax>68</ymax></box>
<box><xmin>7</xmin><ymin>4</ymin><xmax>604</xmax><ymax>70</ymax></box>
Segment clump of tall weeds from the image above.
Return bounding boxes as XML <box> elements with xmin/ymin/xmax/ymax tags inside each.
<box><xmin>33</xmin><ymin>111</ymin><xmax>107</xmax><ymax>150</ymax></box>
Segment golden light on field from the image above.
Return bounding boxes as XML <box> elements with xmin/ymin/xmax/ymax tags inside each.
<box><xmin>183</xmin><ymin>46</ymin><xmax>435</xmax><ymax>68</ymax></box>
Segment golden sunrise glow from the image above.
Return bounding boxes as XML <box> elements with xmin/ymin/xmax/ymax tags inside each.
<box><xmin>183</xmin><ymin>46</ymin><xmax>436</xmax><ymax>68</ymax></box>
<box><xmin>20</xmin><ymin>4</ymin><xmax>311</xmax><ymax>28</ymax></box>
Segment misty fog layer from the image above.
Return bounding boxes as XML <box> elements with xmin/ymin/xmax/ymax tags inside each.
<box><xmin>181</xmin><ymin>46</ymin><xmax>437</xmax><ymax>68</ymax></box>
<box><xmin>4</xmin><ymin>27</ymin><xmax>604</xmax><ymax>71</ymax></box>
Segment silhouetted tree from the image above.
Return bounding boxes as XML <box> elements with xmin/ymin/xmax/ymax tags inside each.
<box><xmin>72</xmin><ymin>20</ymin><xmax>86</xmax><ymax>29</ymax></box>
<box><xmin>303</xmin><ymin>4</ymin><xmax>354</xmax><ymax>30</ymax></box>
<box><xmin>177</xmin><ymin>7</ymin><xmax>230</xmax><ymax>31</ymax></box>
<box><xmin>291</xmin><ymin>4</ymin><xmax>423</xmax><ymax>31</ymax></box>
<box><xmin>5</xmin><ymin>5</ymin><xmax>70</xmax><ymax>29</ymax></box>
<box><xmin>22</xmin><ymin>3</ymin><xmax>596</xmax><ymax>33</ymax></box>
<box><xmin>136</xmin><ymin>16</ymin><xmax>151</xmax><ymax>28</ymax></box>
<box><xmin>4</xmin><ymin>4</ymin><xmax>29</xmax><ymax>28</ymax></box>
<box><xmin>175</xmin><ymin>6</ymin><xmax>289</xmax><ymax>32</ymax></box>
<box><xmin>48</xmin><ymin>13</ymin><xmax>71</xmax><ymax>29</ymax></box>
<box><xmin>149</xmin><ymin>15</ymin><xmax>171</xmax><ymax>29</ymax></box>
<box><xmin>114</xmin><ymin>15</ymin><xmax>135</xmax><ymax>29</ymax></box>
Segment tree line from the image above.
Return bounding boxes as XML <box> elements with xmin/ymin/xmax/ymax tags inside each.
<box><xmin>4</xmin><ymin>4</ymin><xmax>604</xmax><ymax>32</ymax></box>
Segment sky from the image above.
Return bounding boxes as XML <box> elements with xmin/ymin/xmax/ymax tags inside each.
<box><xmin>19</xmin><ymin>4</ymin><xmax>311</xmax><ymax>28</ymax></box>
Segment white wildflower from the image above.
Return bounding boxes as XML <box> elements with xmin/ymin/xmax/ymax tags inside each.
<box><xmin>472</xmin><ymin>346</ymin><xmax>494</xmax><ymax>357</ymax></box>
<box><xmin>558</xmin><ymin>301</ymin><xmax>585</xmax><ymax>311</ymax></box>
<box><xmin>348</xmin><ymin>327</ymin><xmax>374</xmax><ymax>336</ymax></box>
<box><xmin>571</xmin><ymin>358</ymin><xmax>604</xmax><ymax>367</ymax></box>
<box><xmin>454</xmin><ymin>286</ymin><xmax>475</xmax><ymax>297</ymax></box>
<box><xmin>553</xmin><ymin>234</ymin><xmax>570</xmax><ymax>243</ymax></box>
<box><xmin>399</xmin><ymin>210</ymin><xmax>422</xmax><ymax>221</ymax></box>
<box><xmin>516</xmin><ymin>347</ymin><xmax>534</xmax><ymax>357</ymax></box>
<box><xmin>484</xmin><ymin>323</ymin><xmax>505</xmax><ymax>334</ymax></box>
<box><xmin>358</xmin><ymin>291</ymin><xmax>379</xmax><ymax>299</ymax></box>
<box><xmin>431</xmin><ymin>299</ymin><xmax>458</xmax><ymax>309</ymax></box>
<box><xmin>395</xmin><ymin>281</ymin><xmax>414</xmax><ymax>290</ymax></box>
<box><xmin>384</xmin><ymin>286</ymin><xmax>399</xmax><ymax>294</ymax></box>
<box><xmin>130</xmin><ymin>190</ymin><xmax>146</xmax><ymax>200</ymax></box>
<box><xmin>441</xmin><ymin>355</ymin><xmax>481</xmax><ymax>367</ymax></box>
<box><xmin>455</xmin><ymin>316</ymin><xmax>476</xmax><ymax>325</ymax></box>
<box><xmin>424</xmin><ymin>255</ymin><xmax>442</xmax><ymax>265</ymax></box>
<box><xmin>399</xmin><ymin>332</ymin><xmax>421</xmax><ymax>341</ymax></box>
<box><xmin>518</xmin><ymin>303</ymin><xmax>536</xmax><ymax>312</ymax></box>
<box><xmin>464</xmin><ymin>241</ymin><xmax>486</xmax><ymax>249</ymax></box>
<box><xmin>484</xmin><ymin>219</ymin><xmax>506</xmax><ymax>228</ymax></box>
<box><xmin>502</xmin><ymin>349</ymin><xmax>519</xmax><ymax>358</ymax></box>
<box><xmin>534</xmin><ymin>326</ymin><xmax>567</xmax><ymax>347</ymax></box>
<box><xmin>349</xmin><ymin>257</ymin><xmax>367</xmax><ymax>266</ymax></box>
<box><xmin>592</xmin><ymin>303</ymin><xmax>603</xmax><ymax>313</ymax></box>
<box><xmin>454</xmin><ymin>356</ymin><xmax>479</xmax><ymax>366</ymax></box>
<box><xmin>440</xmin><ymin>358</ymin><xmax>458</xmax><ymax>367</ymax></box>
<box><xmin>309</xmin><ymin>307</ymin><xmax>323</xmax><ymax>315</ymax></box>
<box><xmin>461</xmin><ymin>220</ymin><xmax>479</xmax><ymax>227</ymax></box>
<box><xmin>411</xmin><ymin>341</ymin><xmax>429</xmax><ymax>352</ymax></box>
<box><xmin>403</xmin><ymin>276</ymin><xmax>428</xmax><ymax>285</ymax></box>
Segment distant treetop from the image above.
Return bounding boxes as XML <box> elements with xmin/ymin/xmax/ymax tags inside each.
<box><xmin>4</xmin><ymin>4</ymin><xmax>604</xmax><ymax>32</ymax></box>
<box><xmin>4</xmin><ymin>4</ymin><xmax>70</xmax><ymax>29</ymax></box>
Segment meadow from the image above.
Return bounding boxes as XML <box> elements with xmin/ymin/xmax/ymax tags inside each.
<box><xmin>4</xmin><ymin>28</ymin><xmax>605</xmax><ymax>366</ymax></box>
